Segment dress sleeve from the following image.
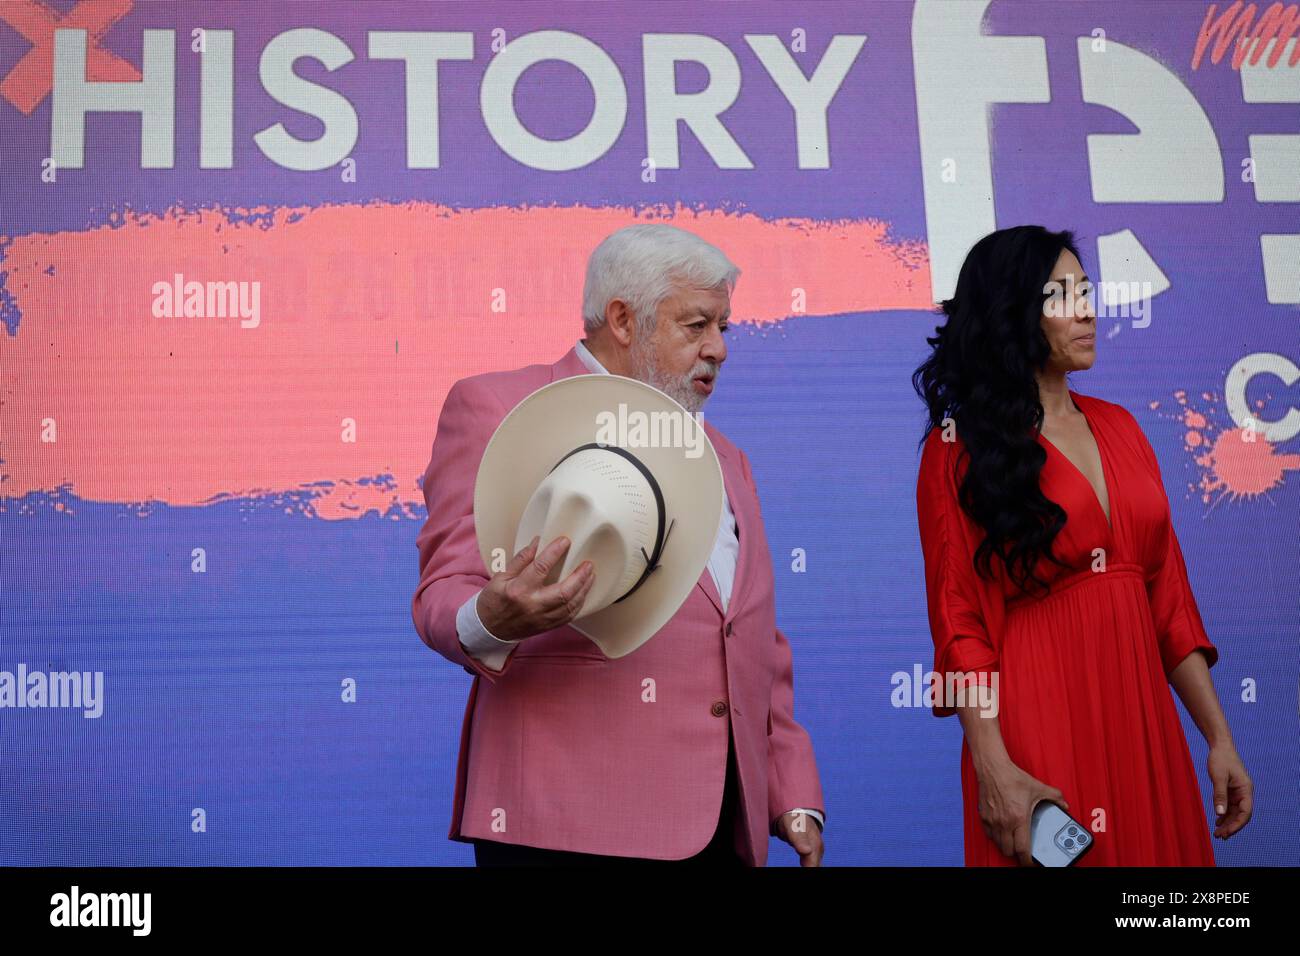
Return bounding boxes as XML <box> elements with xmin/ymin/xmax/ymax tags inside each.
<box><xmin>1148</xmin><ymin>521</ymin><xmax>1219</xmax><ymax>675</ymax></box>
<box><xmin>915</xmin><ymin>430</ymin><xmax>1004</xmax><ymax>718</ymax></box>
<box><xmin>1126</xmin><ymin>410</ymin><xmax>1219</xmax><ymax>676</ymax></box>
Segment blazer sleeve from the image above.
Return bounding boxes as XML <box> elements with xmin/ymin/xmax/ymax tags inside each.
<box><xmin>766</xmin><ymin>624</ymin><xmax>826</xmax><ymax>834</ymax></box>
<box><xmin>915</xmin><ymin>429</ymin><xmax>1004</xmax><ymax>718</ymax></box>
<box><xmin>412</xmin><ymin>376</ymin><xmax>519</xmax><ymax>684</ymax></box>
<box><xmin>734</xmin><ymin>448</ymin><xmax>826</xmax><ymax>832</ymax></box>
<box><xmin>1124</xmin><ymin>408</ymin><xmax>1219</xmax><ymax>677</ymax></box>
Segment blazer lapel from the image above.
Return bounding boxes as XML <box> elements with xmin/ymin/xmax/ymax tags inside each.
<box><xmin>696</xmin><ymin>561</ymin><xmax>724</xmax><ymax>616</ymax></box>
<box><xmin>699</xmin><ymin>422</ymin><xmax>753</xmax><ymax>621</ymax></box>
<box><xmin>717</xmin><ymin>441</ymin><xmax>754</xmax><ymax>621</ymax></box>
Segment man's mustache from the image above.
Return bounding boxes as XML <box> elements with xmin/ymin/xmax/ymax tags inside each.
<box><xmin>690</xmin><ymin>362</ymin><xmax>719</xmax><ymax>380</ymax></box>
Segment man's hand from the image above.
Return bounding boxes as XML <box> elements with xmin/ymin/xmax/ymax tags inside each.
<box><xmin>775</xmin><ymin>811</ymin><xmax>824</xmax><ymax>866</ymax></box>
<box><xmin>475</xmin><ymin>535</ymin><xmax>596</xmax><ymax>642</ymax></box>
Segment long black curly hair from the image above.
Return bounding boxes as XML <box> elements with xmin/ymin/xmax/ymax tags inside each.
<box><xmin>912</xmin><ymin>225</ymin><xmax>1084</xmax><ymax>595</ymax></box>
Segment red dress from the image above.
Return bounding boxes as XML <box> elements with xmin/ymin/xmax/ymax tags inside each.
<box><xmin>916</xmin><ymin>391</ymin><xmax>1218</xmax><ymax>866</ymax></box>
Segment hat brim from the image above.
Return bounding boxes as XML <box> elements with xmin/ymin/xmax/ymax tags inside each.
<box><xmin>473</xmin><ymin>374</ymin><xmax>723</xmax><ymax>659</ymax></box>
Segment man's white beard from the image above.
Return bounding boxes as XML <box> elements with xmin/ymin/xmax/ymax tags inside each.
<box><xmin>629</xmin><ymin>336</ymin><xmax>712</xmax><ymax>414</ymax></box>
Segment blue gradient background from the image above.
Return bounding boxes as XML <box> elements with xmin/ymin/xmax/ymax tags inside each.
<box><xmin>1</xmin><ymin>1</ymin><xmax>1296</xmax><ymax>865</ymax></box>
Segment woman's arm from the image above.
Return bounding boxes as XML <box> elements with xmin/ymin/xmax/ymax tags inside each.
<box><xmin>1169</xmin><ymin>649</ymin><xmax>1253</xmax><ymax>838</ymax></box>
<box><xmin>1122</xmin><ymin>407</ymin><xmax>1253</xmax><ymax>840</ymax></box>
<box><xmin>917</xmin><ymin>431</ymin><xmax>1069</xmax><ymax>864</ymax></box>
<box><xmin>1169</xmin><ymin>649</ymin><xmax>1230</xmax><ymax>747</ymax></box>
<box><xmin>955</xmin><ymin>683</ymin><xmax>1068</xmax><ymax>865</ymax></box>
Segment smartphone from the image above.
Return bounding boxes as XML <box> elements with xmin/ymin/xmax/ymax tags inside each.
<box><xmin>1030</xmin><ymin>801</ymin><xmax>1095</xmax><ymax>866</ymax></box>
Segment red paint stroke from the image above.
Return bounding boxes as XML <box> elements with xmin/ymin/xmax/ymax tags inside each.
<box><xmin>1152</xmin><ymin>390</ymin><xmax>1300</xmax><ymax>507</ymax></box>
<box><xmin>1191</xmin><ymin>1</ymin><xmax>1300</xmax><ymax>70</ymax></box>
<box><xmin>0</xmin><ymin>0</ymin><xmax>138</xmax><ymax>114</ymax></box>
<box><xmin>0</xmin><ymin>201</ymin><xmax>930</xmax><ymax>518</ymax></box>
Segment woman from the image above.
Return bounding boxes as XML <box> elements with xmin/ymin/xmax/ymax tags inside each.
<box><xmin>912</xmin><ymin>225</ymin><xmax>1252</xmax><ymax>865</ymax></box>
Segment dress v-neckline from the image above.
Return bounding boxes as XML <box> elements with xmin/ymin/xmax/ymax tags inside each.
<box><xmin>1038</xmin><ymin>392</ymin><xmax>1114</xmax><ymax>534</ymax></box>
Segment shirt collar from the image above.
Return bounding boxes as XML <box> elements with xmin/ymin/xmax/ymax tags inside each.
<box><xmin>575</xmin><ymin>338</ymin><xmax>608</xmax><ymax>375</ymax></box>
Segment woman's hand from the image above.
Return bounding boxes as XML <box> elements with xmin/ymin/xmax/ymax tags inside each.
<box><xmin>1169</xmin><ymin>652</ymin><xmax>1252</xmax><ymax>840</ymax></box>
<box><xmin>1207</xmin><ymin>741</ymin><xmax>1253</xmax><ymax>839</ymax></box>
<box><xmin>975</xmin><ymin>759</ymin><xmax>1068</xmax><ymax>866</ymax></box>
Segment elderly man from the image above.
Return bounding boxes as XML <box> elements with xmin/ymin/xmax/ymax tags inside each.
<box><xmin>412</xmin><ymin>223</ymin><xmax>825</xmax><ymax>866</ymax></box>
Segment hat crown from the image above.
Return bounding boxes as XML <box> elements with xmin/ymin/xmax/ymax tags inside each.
<box><xmin>514</xmin><ymin>447</ymin><xmax>660</xmax><ymax>614</ymax></box>
<box><xmin>475</xmin><ymin>372</ymin><xmax>722</xmax><ymax>659</ymax></box>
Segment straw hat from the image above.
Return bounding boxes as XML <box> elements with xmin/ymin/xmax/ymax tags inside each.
<box><xmin>473</xmin><ymin>374</ymin><xmax>724</xmax><ymax>658</ymax></box>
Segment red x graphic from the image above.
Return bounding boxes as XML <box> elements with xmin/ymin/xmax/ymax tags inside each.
<box><xmin>0</xmin><ymin>0</ymin><xmax>138</xmax><ymax>115</ymax></box>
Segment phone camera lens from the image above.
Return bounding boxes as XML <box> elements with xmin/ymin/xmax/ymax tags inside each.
<box><xmin>1077</xmin><ymin>832</ymin><xmax>1088</xmax><ymax>843</ymax></box>
<box><xmin>1063</xmin><ymin>838</ymin><xmax>1075</xmax><ymax>848</ymax></box>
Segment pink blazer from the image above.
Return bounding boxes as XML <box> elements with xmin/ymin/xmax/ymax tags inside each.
<box><xmin>412</xmin><ymin>345</ymin><xmax>824</xmax><ymax>865</ymax></box>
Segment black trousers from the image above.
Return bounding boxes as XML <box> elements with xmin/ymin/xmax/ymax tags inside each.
<box><xmin>472</xmin><ymin>735</ymin><xmax>747</xmax><ymax>867</ymax></box>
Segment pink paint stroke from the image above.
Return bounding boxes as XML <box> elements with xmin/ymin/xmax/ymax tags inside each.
<box><xmin>0</xmin><ymin>201</ymin><xmax>931</xmax><ymax>518</ymax></box>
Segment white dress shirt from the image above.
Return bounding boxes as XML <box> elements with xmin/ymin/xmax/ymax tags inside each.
<box><xmin>454</xmin><ymin>340</ymin><xmax>823</xmax><ymax>833</ymax></box>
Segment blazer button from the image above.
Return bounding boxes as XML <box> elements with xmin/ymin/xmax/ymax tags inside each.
<box><xmin>725</xmin><ymin>621</ymin><xmax>734</xmax><ymax>637</ymax></box>
<box><xmin>711</xmin><ymin>700</ymin><xmax>729</xmax><ymax>717</ymax></box>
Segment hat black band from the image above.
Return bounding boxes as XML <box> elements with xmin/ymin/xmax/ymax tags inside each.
<box><xmin>548</xmin><ymin>443</ymin><xmax>674</xmax><ymax>604</ymax></box>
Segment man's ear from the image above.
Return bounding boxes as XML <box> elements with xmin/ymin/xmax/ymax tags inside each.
<box><xmin>603</xmin><ymin>299</ymin><xmax>638</xmax><ymax>348</ymax></box>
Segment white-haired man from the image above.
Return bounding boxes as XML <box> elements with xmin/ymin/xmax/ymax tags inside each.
<box><xmin>413</xmin><ymin>223</ymin><xmax>825</xmax><ymax>866</ymax></box>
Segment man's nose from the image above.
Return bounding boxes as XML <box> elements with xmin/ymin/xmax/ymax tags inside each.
<box><xmin>702</xmin><ymin>325</ymin><xmax>727</xmax><ymax>367</ymax></box>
